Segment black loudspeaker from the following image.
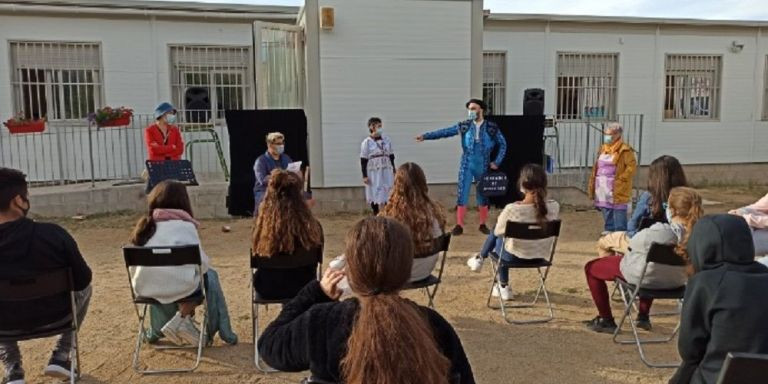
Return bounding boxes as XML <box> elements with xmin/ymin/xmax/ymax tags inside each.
<box><xmin>487</xmin><ymin>115</ymin><xmax>545</xmax><ymax>208</ymax></box>
<box><xmin>523</xmin><ymin>88</ymin><xmax>545</xmax><ymax>116</ymax></box>
<box><xmin>185</xmin><ymin>87</ymin><xmax>211</xmax><ymax>123</ymax></box>
<box><xmin>225</xmin><ymin>109</ymin><xmax>309</xmax><ymax>217</ymax></box>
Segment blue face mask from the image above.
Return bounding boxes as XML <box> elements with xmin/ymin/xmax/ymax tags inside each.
<box><xmin>468</xmin><ymin>110</ymin><xmax>478</xmax><ymax>121</ymax></box>
<box><xmin>275</xmin><ymin>145</ymin><xmax>285</xmax><ymax>155</ymax></box>
<box><xmin>165</xmin><ymin>114</ymin><xmax>177</xmax><ymax>124</ymax></box>
<box><xmin>603</xmin><ymin>134</ymin><xmax>613</xmax><ymax>144</ymax></box>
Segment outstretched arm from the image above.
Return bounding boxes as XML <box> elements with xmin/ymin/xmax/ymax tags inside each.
<box><xmin>417</xmin><ymin>124</ymin><xmax>460</xmax><ymax>141</ymax></box>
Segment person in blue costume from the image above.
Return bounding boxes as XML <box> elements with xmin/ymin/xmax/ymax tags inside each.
<box><xmin>416</xmin><ymin>99</ymin><xmax>507</xmax><ymax>236</ymax></box>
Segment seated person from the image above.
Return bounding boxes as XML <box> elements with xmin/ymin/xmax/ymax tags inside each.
<box><xmin>251</xmin><ymin>170</ymin><xmax>324</xmax><ymax>300</ymax></box>
<box><xmin>0</xmin><ymin>167</ymin><xmax>93</xmax><ymax>383</ymax></box>
<box><xmin>669</xmin><ymin>214</ymin><xmax>768</xmax><ymax>384</ymax></box>
<box><xmin>379</xmin><ymin>162</ymin><xmax>446</xmax><ymax>282</ymax></box>
<box><xmin>598</xmin><ymin>155</ymin><xmax>687</xmax><ymax>257</ymax></box>
<box><xmin>258</xmin><ymin>217</ymin><xmax>475</xmax><ymax>384</ymax></box>
<box><xmin>583</xmin><ymin>187</ymin><xmax>702</xmax><ymax>333</ymax></box>
<box><xmin>253</xmin><ymin>132</ymin><xmax>291</xmax><ymax>214</ymax></box>
<box><xmin>129</xmin><ymin>180</ymin><xmax>210</xmax><ymax>346</ymax></box>
<box><xmin>466</xmin><ymin>164</ymin><xmax>560</xmax><ymax>301</ymax></box>
<box><xmin>729</xmin><ymin>192</ymin><xmax>768</xmax><ymax>257</ymax></box>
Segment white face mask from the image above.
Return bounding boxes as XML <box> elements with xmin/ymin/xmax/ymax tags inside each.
<box><xmin>665</xmin><ymin>206</ymin><xmax>675</xmax><ymax>224</ymax></box>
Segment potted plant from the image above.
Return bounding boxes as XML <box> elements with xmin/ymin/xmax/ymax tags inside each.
<box><xmin>90</xmin><ymin>106</ymin><xmax>133</xmax><ymax>127</ymax></box>
<box><xmin>3</xmin><ymin>112</ymin><xmax>46</xmax><ymax>134</ymax></box>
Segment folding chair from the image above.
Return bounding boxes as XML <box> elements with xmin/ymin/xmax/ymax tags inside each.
<box><xmin>251</xmin><ymin>247</ymin><xmax>323</xmax><ymax>373</ymax></box>
<box><xmin>403</xmin><ymin>234</ymin><xmax>452</xmax><ymax>309</ymax></box>
<box><xmin>716</xmin><ymin>352</ymin><xmax>768</xmax><ymax>384</ymax></box>
<box><xmin>486</xmin><ymin>220</ymin><xmax>562</xmax><ymax>324</ymax></box>
<box><xmin>0</xmin><ymin>268</ymin><xmax>80</xmax><ymax>383</ymax></box>
<box><xmin>123</xmin><ymin>245</ymin><xmax>207</xmax><ymax>374</ymax></box>
<box><xmin>612</xmin><ymin>242</ymin><xmax>686</xmax><ymax>368</ymax></box>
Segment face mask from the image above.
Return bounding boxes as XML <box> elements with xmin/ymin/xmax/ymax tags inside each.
<box><xmin>665</xmin><ymin>206</ymin><xmax>674</xmax><ymax>224</ymax></box>
<box><xmin>520</xmin><ymin>187</ymin><xmax>527</xmax><ymax>195</ymax></box>
<box><xmin>372</xmin><ymin>128</ymin><xmax>382</xmax><ymax>137</ymax></box>
<box><xmin>165</xmin><ymin>114</ymin><xmax>177</xmax><ymax>124</ymax></box>
<box><xmin>275</xmin><ymin>145</ymin><xmax>285</xmax><ymax>155</ymax></box>
<box><xmin>603</xmin><ymin>135</ymin><xmax>613</xmax><ymax>144</ymax></box>
<box><xmin>468</xmin><ymin>110</ymin><xmax>478</xmax><ymax>121</ymax></box>
<box><xmin>17</xmin><ymin>195</ymin><xmax>30</xmax><ymax>217</ymax></box>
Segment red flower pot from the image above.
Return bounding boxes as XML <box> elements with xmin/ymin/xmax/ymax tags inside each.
<box><xmin>99</xmin><ymin>115</ymin><xmax>132</xmax><ymax>127</ymax></box>
<box><xmin>5</xmin><ymin>120</ymin><xmax>46</xmax><ymax>134</ymax></box>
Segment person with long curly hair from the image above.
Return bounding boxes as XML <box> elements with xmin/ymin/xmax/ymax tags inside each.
<box><xmin>251</xmin><ymin>169</ymin><xmax>324</xmax><ymax>300</ymax></box>
<box><xmin>258</xmin><ymin>216</ymin><xmax>475</xmax><ymax>384</ymax></box>
<box><xmin>380</xmin><ymin>162</ymin><xmax>446</xmax><ymax>282</ymax></box>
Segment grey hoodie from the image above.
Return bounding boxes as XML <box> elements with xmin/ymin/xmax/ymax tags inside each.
<box><xmin>670</xmin><ymin>214</ymin><xmax>768</xmax><ymax>384</ymax></box>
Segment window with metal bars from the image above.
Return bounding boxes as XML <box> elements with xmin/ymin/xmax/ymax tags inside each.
<box><xmin>763</xmin><ymin>56</ymin><xmax>768</xmax><ymax>120</ymax></box>
<box><xmin>10</xmin><ymin>41</ymin><xmax>103</xmax><ymax>121</ymax></box>
<box><xmin>556</xmin><ymin>52</ymin><xmax>618</xmax><ymax>120</ymax></box>
<box><xmin>483</xmin><ymin>52</ymin><xmax>506</xmax><ymax>116</ymax></box>
<box><xmin>169</xmin><ymin>45</ymin><xmax>253</xmax><ymax>123</ymax></box>
<box><xmin>664</xmin><ymin>54</ymin><xmax>722</xmax><ymax>120</ymax></box>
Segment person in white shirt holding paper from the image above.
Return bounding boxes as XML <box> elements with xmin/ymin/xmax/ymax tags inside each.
<box><xmin>360</xmin><ymin>117</ymin><xmax>395</xmax><ymax>215</ymax></box>
<box><xmin>253</xmin><ymin>132</ymin><xmax>304</xmax><ymax>215</ymax></box>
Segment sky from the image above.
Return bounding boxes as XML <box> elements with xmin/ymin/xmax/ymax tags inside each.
<box><xmin>151</xmin><ymin>0</ymin><xmax>768</xmax><ymax>21</ymax></box>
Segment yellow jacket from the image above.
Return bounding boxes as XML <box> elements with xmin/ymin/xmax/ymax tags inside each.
<box><xmin>587</xmin><ymin>141</ymin><xmax>637</xmax><ymax>205</ymax></box>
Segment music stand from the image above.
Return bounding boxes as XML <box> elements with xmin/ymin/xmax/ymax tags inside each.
<box><xmin>145</xmin><ymin>160</ymin><xmax>199</xmax><ymax>190</ymax></box>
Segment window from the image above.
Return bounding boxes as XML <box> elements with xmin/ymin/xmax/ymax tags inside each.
<box><xmin>483</xmin><ymin>52</ymin><xmax>506</xmax><ymax>116</ymax></box>
<box><xmin>556</xmin><ymin>52</ymin><xmax>618</xmax><ymax>120</ymax></box>
<box><xmin>169</xmin><ymin>45</ymin><xmax>252</xmax><ymax>123</ymax></box>
<box><xmin>664</xmin><ymin>54</ymin><xmax>722</xmax><ymax>120</ymax></box>
<box><xmin>763</xmin><ymin>56</ymin><xmax>768</xmax><ymax>120</ymax></box>
<box><xmin>10</xmin><ymin>41</ymin><xmax>103</xmax><ymax>121</ymax></box>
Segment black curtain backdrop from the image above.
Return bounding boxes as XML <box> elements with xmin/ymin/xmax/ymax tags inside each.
<box><xmin>487</xmin><ymin>115</ymin><xmax>545</xmax><ymax>208</ymax></box>
<box><xmin>225</xmin><ymin>109</ymin><xmax>309</xmax><ymax>217</ymax></box>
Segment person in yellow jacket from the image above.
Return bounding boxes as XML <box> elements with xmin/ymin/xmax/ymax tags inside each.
<box><xmin>588</xmin><ymin>122</ymin><xmax>637</xmax><ymax>234</ymax></box>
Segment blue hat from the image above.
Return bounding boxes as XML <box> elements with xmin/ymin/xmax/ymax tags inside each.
<box><xmin>154</xmin><ymin>102</ymin><xmax>176</xmax><ymax>120</ymax></box>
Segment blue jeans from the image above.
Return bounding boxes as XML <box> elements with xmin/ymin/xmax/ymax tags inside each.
<box><xmin>600</xmin><ymin>207</ymin><xmax>628</xmax><ymax>232</ymax></box>
<box><xmin>479</xmin><ymin>232</ymin><xmax>543</xmax><ymax>284</ymax></box>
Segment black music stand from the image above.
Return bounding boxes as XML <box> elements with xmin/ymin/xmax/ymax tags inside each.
<box><xmin>145</xmin><ymin>160</ymin><xmax>199</xmax><ymax>190</ymax></box>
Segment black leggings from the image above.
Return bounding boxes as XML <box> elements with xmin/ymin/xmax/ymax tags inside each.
<box><xmin>371</xmin><ymin>203</ymin><xmax>380</xmax><ymax>215</ymax></box>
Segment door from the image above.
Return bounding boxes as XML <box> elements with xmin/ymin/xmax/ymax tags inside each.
<box><xmin>253</xmin><ymin>22</ymin><xmax>305</xmax><ymax>109</ymax></box>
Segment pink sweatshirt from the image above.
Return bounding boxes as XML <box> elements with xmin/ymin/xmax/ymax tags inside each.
<box><xmin>730</xmin><ymin>193</ymin><xmax>768</xmax><ymax>229</ymax></box>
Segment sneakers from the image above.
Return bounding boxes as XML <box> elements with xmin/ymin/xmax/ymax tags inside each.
<box><xmin>43</xmin><ymin>355</ymin><xmax>75</xmax><ymax>380</ymax></box>
<box><xmin>635</xmin><ymin>314</ymin><xmax>653</xmax><ymax>331</ymax></box>
<box><xmin>3</xmin><ymin>363</ymin><xmax>24</xmax><ymax>384</ymax></box>
<box><xmin>451</xmin><ymin>225</ymin><xmax>464</xmax><ymax>236</ymax></box>
<box><xmin>160</xmin><ymin>312</ymin><xmax>185</xmax><ymax>345</ymax></box>
<box><xmin>176</xmin><ymin>316</ymin><xmax>202</xmax><ymax>346</ymax></box>
<box><xmin>491</xmin><ymin>283</ymin><xmax>512</xmax><ymax>301</ymax></box>
<box><xmin>478</xmin><ymin>224</ymin><xmax>490</xmax><ymax>235</ymax></box>
<box><xmin>466</xmin><ymin>254</ymin><xmax>484</xmax><ymax>272</ymax></box>
<box><xmin>585</xmin><ymin>316</ymin><xmax>618</xmax><ymax>334</ymax></box>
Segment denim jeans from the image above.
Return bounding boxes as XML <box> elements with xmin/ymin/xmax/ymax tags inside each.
<box><xmin>479</xmin><ymin>232</ymin><xmax>543</xmax><ymax>284</ymax></box>
<box><xmin>600</xmin><ymin>207</ymin><xmax>628</xmax><ymax>232</ymax></box>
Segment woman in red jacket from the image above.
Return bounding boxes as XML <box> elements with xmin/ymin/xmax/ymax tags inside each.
<box><xmin>145</xmin><ymin>102</ymin><xmax>184</xmax><ymax>161</ymax></box>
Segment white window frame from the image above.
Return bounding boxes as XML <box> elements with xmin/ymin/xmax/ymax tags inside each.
<box><xmin>556</xmin><ymin>52</ymin><xmax>619</xmax><ymax>121</ymax></box>
<box><xmin>483</xmin><ymin>51</ymin><xmax>506</xmax><ymax>116</ymax></box>
<box><xmin>9</xmin><ymin>41</ymin><xmax>104</xmax><ymax>122</ymax></box>
<box><xmin>663</xmin><ymin>54</ymin><xmax>722</xmax><ymax>121</ymax></box>
<box><xmin>763</xmin><ymin>55</ymin><xmax>768</xmax><ymax>121</ymax></box>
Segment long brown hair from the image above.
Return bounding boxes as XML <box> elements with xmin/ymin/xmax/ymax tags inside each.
<box><xmin>647</xmin><ymin>155</ymin><xmax>688</xmax><ymax>219</ymax></box>
<box><xmin>668</xmin><ymin>187</ymin><xmax>703</xmax><ymax>264</ymax></box>
<box><xmin>519</xmin><ymin>163</ymin><xmax>549</xmax><ymax>227</ymax></box>
<box><xmin>130</xmin><ymin>181</ymin><xmax>193</xmax><ymax>246</ymax></box>
<box><xmin>380</xmin><ymin>162</ymin><xmax>446</xmax><ymax>255</ymax></box>
<box><xmin>252</xmin><ymin>169</ymin><xmax>323</xmax><ymax>256</ymax></box>
<box><xmin>341</xmin><ymin>217</ymin><xmax>451</xmax><ymax>384</ymax></box>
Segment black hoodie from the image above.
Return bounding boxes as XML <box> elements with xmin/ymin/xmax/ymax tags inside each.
<box><xmin>670</xmin><ymin>214</ymin><xmax>768</xmax><ymax>384</ymax></box>
<box><xmin>0</xmin><ymin>217</ymin><xmax>92</xmax><ymax>330</ymax></box>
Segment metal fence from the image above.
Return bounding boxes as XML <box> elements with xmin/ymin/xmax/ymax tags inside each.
<box><xmin>0</xmin><ymin>112</ymin><xmax>231</xmax><ymax>187</ymax></box>
<box><xmin>544</xmin><ymin>114</ymin><xmax>644</xmax><ymax>191</ymax></box>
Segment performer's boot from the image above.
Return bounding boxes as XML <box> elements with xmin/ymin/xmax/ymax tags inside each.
<box><xmin>478</xmin><ymin>205</ymin><xmax>490</xmax><ymax>234</ymax></box>
<box><xmin>452</xmin><ymin>206</ymin><xmax>467</xmax><ymax>236</ymax></box>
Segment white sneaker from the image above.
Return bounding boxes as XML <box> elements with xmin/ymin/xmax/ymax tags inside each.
<box><xmin>176</xmin><ymin>316</ymin><xmax>202</xmax><ymax>345</ymax></box>
<box><xmin>466</xmin><ymin>254</ymin><xmax>484</xmax><ymax>272</ymax></box>
<box><xmin>160</xmin><ymin>312</ymin><xmax>185</xmax><ymax>345</ymax></box>
<box><xmin>491</xmin><ymin>283</ymin><xmax>512</xmax><ymax>301</ymax></box>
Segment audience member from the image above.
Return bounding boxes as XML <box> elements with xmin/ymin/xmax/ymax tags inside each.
<box><xmin>729</xmin><ymin>192</ymin><xmax>768</xmax><ymax>257</ymax></box>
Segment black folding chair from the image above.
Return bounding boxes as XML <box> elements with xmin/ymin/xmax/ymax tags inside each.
<box><xmin>123</xmin><ymin>245</ymin><xmax>207</xmax><ymax>374</ymax></box>
<box><xmin>716</xmin><ymin>352</ymin><xmax>768</xmax><ymax>384</ymax></box>
<box><xmin>145</xmin><ymin>159</ymin><xmax>199</xmax><ymax>191</ymax></box>
<box><xmin>0</xmin><ymin>268</ymin><xmax>80</xmax><ymax>383</ymax></box>
<box><xmin>612</xmin><ymin>242</ymin><xmax>686</xmax><ymax>368</ymax></box>
<box><xmin>251</xmin><ymin>247</ymin><xmax>323</xmax><ymax>373</ymax></box>
<box><xmin>486</xmin><ymin>220</ymin><xmax>562</xmax><ymax>324</ymax></box>
<box><xmin>403</xmin><ymin>234</ymin><xmax>452</xmax><ymax>309</ymax></box>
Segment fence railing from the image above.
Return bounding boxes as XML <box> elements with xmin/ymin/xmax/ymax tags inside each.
<box><xmin>0</xmin><ymin>112</ymin><xmax>231</xmax><ymax>187</ymax></box>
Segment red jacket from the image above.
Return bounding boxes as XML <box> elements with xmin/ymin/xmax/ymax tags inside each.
<box><xmin>145</xmin><ymin>123</ymin><xmax>184</xmax><ymax>161</ymax></box>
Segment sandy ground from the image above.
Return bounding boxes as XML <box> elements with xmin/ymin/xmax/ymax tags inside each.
<box><xmin>11</xmin><ymin>186</ymin><xmax>766</xmax><ymax>384</ymax></box>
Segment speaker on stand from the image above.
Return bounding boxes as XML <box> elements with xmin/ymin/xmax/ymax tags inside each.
<box><xmin>523</xmin><ymin>88</ymin><xmax>545</xmax><ymax>116</ymax></box>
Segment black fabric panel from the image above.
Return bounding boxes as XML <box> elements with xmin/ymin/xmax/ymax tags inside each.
<box><xmin>225</xmin><ymin>109</ymin><xmax>309</xmax><ymax>217</ymax></box>
<box><xmin>487</xmin><ymin>115</ymin><xmax>545</xmax><ymax>208</ymax></box>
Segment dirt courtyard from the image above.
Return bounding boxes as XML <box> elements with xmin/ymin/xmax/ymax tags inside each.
<box><xmin>11</xmin><ymin>187</ymin><xmax>765</xmax><ymax>384</ymax></box>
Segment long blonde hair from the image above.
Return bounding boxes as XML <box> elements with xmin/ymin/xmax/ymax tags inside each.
<box><xmin>668</xmin><ymin>186</ymin><xmax>703</xmax><ymax>264</ymax></box>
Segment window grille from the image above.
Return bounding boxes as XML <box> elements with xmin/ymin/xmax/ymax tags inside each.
<box><xmin>483</xmin><ymin>52</ymin><xmax>506</xmax><ymax>116</ymax></box>
<box><xmin>10</xmin><ymin>41</ymin><xmax>103</xmax><ymax>121</ymax></box>
<box><xmin>556</xmin><ymin>52</ymin><xmax>618</xmax><ymax>120</ymax></box>
<box><xmin>169</xmin><ymin>45</ymin><xmax>253</xmax><ymax>123</ymax></box>
<box><xmin>664</xmin><ymin>54</ymin><xmax>722</xmax><ymax>120</ymax></box>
